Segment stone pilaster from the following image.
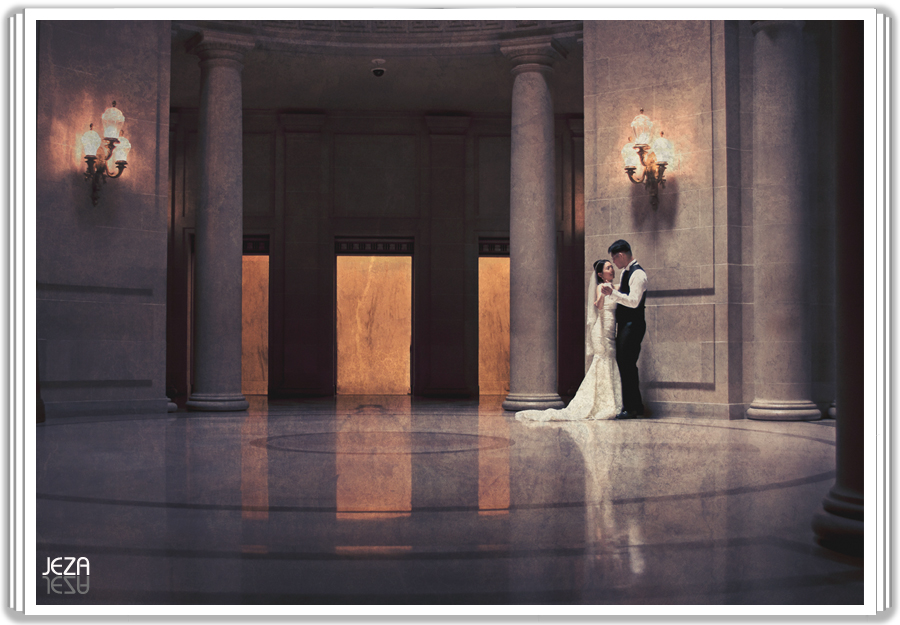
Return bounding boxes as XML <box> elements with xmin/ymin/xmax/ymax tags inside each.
<box><xmin>747</xmin><ymin>22</ymin><xmax>820</xmax><ymax>421</ymax></box>
<box><xmin>185</xmin><ymin>32</ymin><xmax>254</xmax><ymax>412</ymax></box>
<box><xmin>501</xmin><ymin>38</ymin><xmax>565</xmax><ymax>411</ymax></box>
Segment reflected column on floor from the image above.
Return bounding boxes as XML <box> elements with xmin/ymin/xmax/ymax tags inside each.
<box><xmin>165</xmin><ymin>416</ymin><xmax>244</xmax><ymax>595</ymax></box>
<box><xmin>478</xmin><ymin>398</ymin><xmax>510</xmax><ymax>515</ymax></box>
<box><xmin>508</xmin><ymin>419</ymin><xmax>586</xmax><ymax>600</ymax></box>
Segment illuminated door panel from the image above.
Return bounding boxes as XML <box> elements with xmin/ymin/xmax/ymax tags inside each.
<box><xmin>478</xmin><ymin>256</ymin><xmax>510</xmax><ymax>395</ymax></box>
<box><xmin>336</xmin><ymin>256</ymin><xmax>412</xmax><ymax>395</ymax></box>
<box><xmin>242</xmin><ymin>255</ymin><xmax>269</xmax><ymax>396</ymax></box>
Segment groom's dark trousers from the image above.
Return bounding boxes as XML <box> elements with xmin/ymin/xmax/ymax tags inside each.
<box><xmin>615</xmin><ymin>263</ymin><xmax>646</xmax><ymax>415</ymax></box>
<box><xmin>616</xmin><ymin>319</ymin><xmax>645</xmax><ymax>415</ymax></box>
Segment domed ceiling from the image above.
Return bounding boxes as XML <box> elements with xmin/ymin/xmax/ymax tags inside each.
<box><xmin>170</xmin><ymin>20</ymin><xmax>584</xmax><ymax>115</ymax></box>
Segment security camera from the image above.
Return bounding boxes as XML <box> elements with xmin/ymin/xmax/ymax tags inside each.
<box><xmin>371</xmin><ymin>59</ymin><xmax>386</xmax><ymax>77</ymax></box>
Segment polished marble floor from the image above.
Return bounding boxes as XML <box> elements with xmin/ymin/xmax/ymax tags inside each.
<box><xmin>35</xmin><ymin>396</ymin><xmax>863</xmax><ymax>607</ymax></box>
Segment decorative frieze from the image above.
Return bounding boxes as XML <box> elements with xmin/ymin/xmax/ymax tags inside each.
<box><xmin>478</xmin><ymin>239</ymin><xmax>510</xmax><ymax>257</ymax></box>
<box><xmin>335</xmin><ymin>238</ymin><xmax>414</xmax><ymax>255</ymax></box>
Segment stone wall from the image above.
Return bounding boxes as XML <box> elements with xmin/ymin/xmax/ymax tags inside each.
<box><xmin>36</xmin><ymin>21</ymin><xmax>172</xmax><ymax>416</ymax></box>
<box><xmin>583</xmin><ymin>20</ymin><xmax>836</xmax><ymax>419</ymax></box>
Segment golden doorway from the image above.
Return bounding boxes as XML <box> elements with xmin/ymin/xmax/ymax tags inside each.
<box><xmin>336</xmin><ymin>255</ymin><xmax>412</xmax><ymax>395</ymax></box>
<box><xmin>241</xmin><ymin>254</ymin><xmax>269</xmax><ymax>395</ymax></box>
<box><xmin>478</xmin><ymin>256</ymin><xmax>510</xmax><ymax>395</ymax></box>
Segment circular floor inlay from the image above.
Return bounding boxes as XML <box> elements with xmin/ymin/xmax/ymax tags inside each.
<box><xmin>256</xmin><ymin>431</ymin><xmax>513</xmax><ymax>455</ymax></box>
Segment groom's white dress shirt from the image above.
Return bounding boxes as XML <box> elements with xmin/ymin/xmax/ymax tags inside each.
<box><xmin>608</xmin><ymin>259</ymin><xmax>647</xmax><ymax>309</ymax></box>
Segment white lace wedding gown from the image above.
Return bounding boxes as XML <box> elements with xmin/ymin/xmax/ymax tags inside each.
<box><xmin>515</xmin><ymin>290</ymin><xmax>623</xmax><ymax>422</ymax></box>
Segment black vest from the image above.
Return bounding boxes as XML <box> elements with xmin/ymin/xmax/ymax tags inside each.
<box><xmin>616</xmin><ymin>263</ymin><xmax>646</xmax><ymax>324</ymax></box>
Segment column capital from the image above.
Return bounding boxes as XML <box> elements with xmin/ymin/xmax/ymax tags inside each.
<box><xmin>186</xmin><ymin>31</ymin><xmax>255</xmax><ymax>62</ymax></box>
<box><xmin>751</xmin><ymin>20</ymin><xmax>805</xmax><ymax>36</ymax></box>
<box><xmin>500</xmin><ymin>36</ymin><xmax>566</xmax><ymax>75</ymax></box>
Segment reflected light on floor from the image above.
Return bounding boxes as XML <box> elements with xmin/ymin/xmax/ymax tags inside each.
<box><xmin>241</xmin><ymin>411</ymin><xmax>269</xmax><ymax>521</ymax></box>
<box><xmin>478</xmin><ymin>396</ymin><xmax>510</xmax><ymax>515</ymax></box>
<box><xmin>335</xmin><ymin>397</ymin><xmax>412</xmax><ymax>520</ymax></box>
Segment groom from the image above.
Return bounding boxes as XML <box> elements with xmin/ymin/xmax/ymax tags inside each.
<box><xmin>600</xmin><ymin>239</ymin><xmax>648</xmax><ymax>419</ymax></box>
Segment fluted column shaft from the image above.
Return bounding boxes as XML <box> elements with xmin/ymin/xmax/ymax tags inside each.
<box><xmin>186</xmin><ymin>32</ymin><xmax>254</xmax><ymax>412</ymax></box>
<box><xmin>501</xmin><ymin>39</ymin><xmax>564</xmax><ymax>411</ymax></box>
<box><xmin>812</xmin><ymin>20</ymin><xmax>864</xmax><ymax>555</ymax></box>
<box><xmin>747</xmin><ymin>21</ymin><xmax>820</xmax><ymax>421</ymax></box>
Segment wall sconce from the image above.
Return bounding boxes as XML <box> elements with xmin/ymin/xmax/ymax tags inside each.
<box><xmin>621</xmin><ymin>109</ymin><xmax>674</xmax><ymax>208</ymax></box>
<box><xmin>81</xmin><ymin>102</ymin><xmax>131</xmax><ymax>205</ymax></box>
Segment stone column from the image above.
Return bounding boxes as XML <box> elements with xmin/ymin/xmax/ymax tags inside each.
<box><xmin>185</xmin><ymin>32</ymin><xmax>254</xmax><ymax>412</ymax></box>
<box><xmin>812</xmin><ymin>20</ymin><xmax>864</xmax><ymax>555</ymax></box>
<box><xmin>747</xmin><ymin>22</ymin><xmax>820</xmax><ymax>421</ymax></box>
<box><xmin>501</xmin><ymin>38</ymin><xmax>565</xmax><ymax>411</ymax></box>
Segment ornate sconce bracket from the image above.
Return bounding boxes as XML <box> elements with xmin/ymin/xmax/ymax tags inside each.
<box><xmin>80</xmin><ymin>102</ymin><xmax>131</xmax><ymax>206</ymax></box>
<box><xmin>620</xmin><ymin>110</ymin><xmax>673</xmax><ymax>208</ymax></box>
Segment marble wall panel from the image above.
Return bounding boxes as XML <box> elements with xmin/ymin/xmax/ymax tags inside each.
<box><xmin>610</xmin><ymin>186</ymin><xmax>702</xmax><ymax>234</ymax></box>
<box><xmin>476</xmin><ymin>136</ymin><xmax>511</xmax><ymax>219</ymax></box>
<box><xmin>431</xmin><ymin>220</ymin><xmax>466</xmax><ymax>245</ymax></box>
<box><xmin>478</xmin><ymin>257</ymin><xmax>510</xmax><ymax>395</ymax></box>
<box><xmin>243</xmin><ymin>133</ymin><xmax>276</xmax><ymax>217</ymax></box>
<box><xmin>656</xmin><ymin>227</ymin><xmax>715</xmax><ymax>270</ymax></box>
<box><xmin>654</xmin><ymin>304</ymin><xmax>715</xmax><ymax>344</ymax></box>
<box><xmin>284</xmin><ymin>133</ymin><xmax>324</xmax><ymax>197</ymax></box>
<box><xmin>333</xmin><ymin>134</ymin><xmax>417</xmax><ymax>218</ymax></box>
<box><xmin>39</xmin><ymin>338</ymin><xmax>163</xmax><ymax>385</ymax></box>
<box><xmin>430</xmin><ymin>263</ymin><xmax>466</xmax><ymax>321</ymax></box>
<box><xmin>646</xmin><ymin>342</ymin><xmax>710</xmax><ymax>385</ymax></box>
<box><xmin>37</xmin><ymin>216</ymin><xmax>168</xmax><ymax>293</ymax></box>
<box><xmin>37</xmin><ymin>300</ymin><xmax>158</xmax><ymax>342</ymax></box>
<box><xmin>430</xmin><ymin>136</ymin><xmax>467</xmax><ymax>219</ymax></box>
<box><xmin>242</xmin><ymin>256</ymin><xmax>269</xmax><ymax>395</ymax></box>
<box><xmin>336</xmin><ymin>256</ymin><xmax>412</xmax><ymax>395</ymax></box>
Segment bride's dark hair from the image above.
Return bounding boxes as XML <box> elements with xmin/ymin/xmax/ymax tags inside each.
<box><xmin>593</xmin><ymin>259</ymin><xmax>611</xmax><ymax>283</ymax></box>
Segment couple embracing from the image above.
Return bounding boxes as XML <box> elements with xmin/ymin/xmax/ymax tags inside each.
<box><xmin>516</xmin><ymin>239</ymin><xmax>647</xmax><ymax>423</ymax></box>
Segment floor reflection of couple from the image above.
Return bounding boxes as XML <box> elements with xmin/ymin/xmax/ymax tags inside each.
<box><xmin>516</xmin><ymin>239</ymin><xmax>648</xmax><ymax>423</ymax></box>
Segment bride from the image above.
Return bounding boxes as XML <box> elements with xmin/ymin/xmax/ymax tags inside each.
<box><xmin>515</xmin><ymin>259</ymin><xmax>623</xmax><ymax>422</ymax></box>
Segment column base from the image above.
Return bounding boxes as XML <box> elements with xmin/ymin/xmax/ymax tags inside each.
<box><xmin>812</xmin><ymin>485</ymin><xmax>864</xmax><ymax>557</ymax></box>
<box><xmin>746</xmin><ymin>399</ymin><xmax>821</xmax><ymax>421</ymax></box>
<box><xmin>502</xmin><ymin>393</ymin><xmax>564</xmax><ymax>411</ymax></box>
<box><xmin>186</xmin><ymin>393</ymin><xmax>249</xmax><ymax>412</ymax></box>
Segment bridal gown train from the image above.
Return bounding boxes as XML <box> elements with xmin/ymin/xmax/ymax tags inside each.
<box><xmin>515</xmin><ymin>294</ymin><xmax>623</xmax><ymax>422</ymax></box>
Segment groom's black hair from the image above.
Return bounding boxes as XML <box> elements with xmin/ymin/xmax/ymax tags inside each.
<box><xmin>608</xmin><ymin>239</ymin><xmax>631</xmax><ymax>256</ymax></box>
